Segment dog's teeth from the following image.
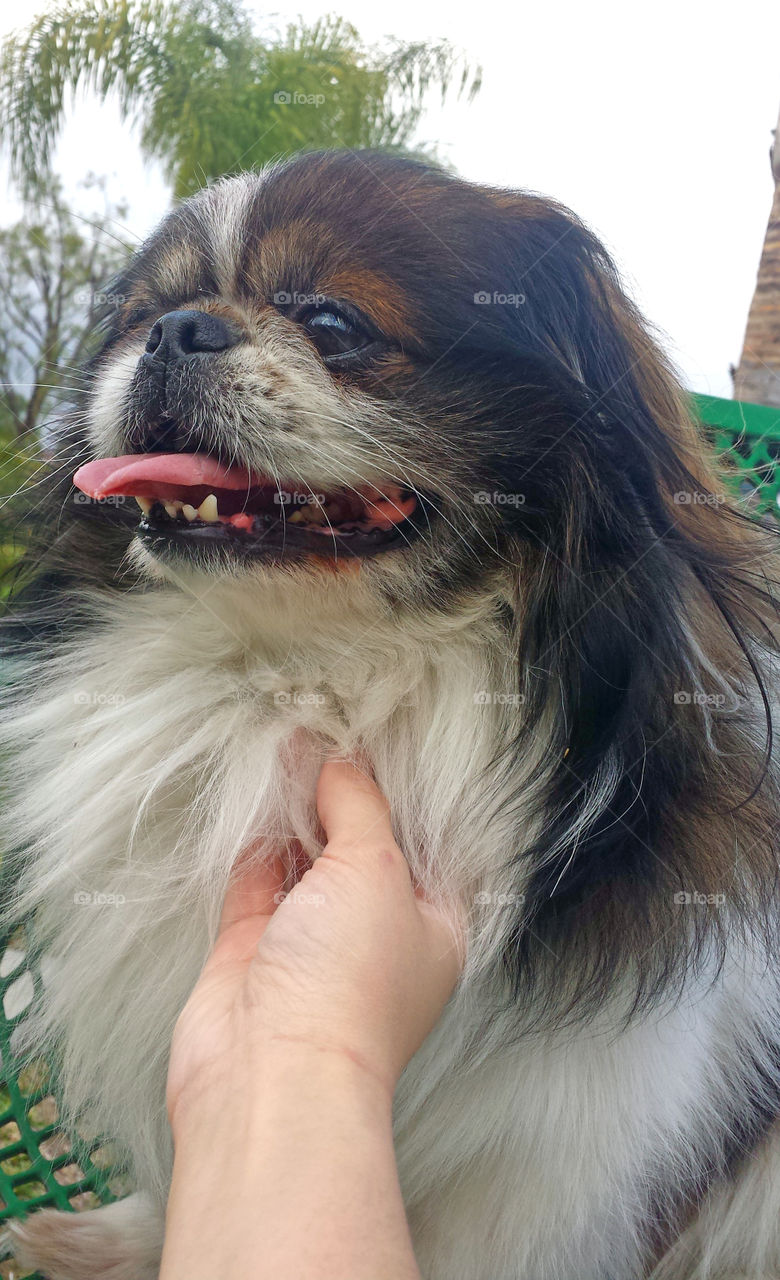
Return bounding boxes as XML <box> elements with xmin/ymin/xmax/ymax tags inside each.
<box><xmin>287</xmin><ymin>510</ymin><xmax>305</xmax><ymax>524</ymax></box>
<box><xmin>197</xmin><ymin>494</ymin><xmax>219</xmax><ymax>522</ymax></box>
<box><xmin>292</xmin><ymin>503</ymin><xmax>325</xmax><ymax>525</ymax></box>
<box><xmin>164</xmin><ymin>501</ymin><xmax>179</xmax><ymax>518</ymax></box>
<box><xmin>135</xmin><ymin>497</ymin><xmax>152</xmax><ymax>516</ymax></box>
<box><xmin>181</xmin><ymin>504</ymin><xmax>198</xmax><ymax>522</ymax></box>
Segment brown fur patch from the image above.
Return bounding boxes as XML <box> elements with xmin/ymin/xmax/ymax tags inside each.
<box><xmin>317</xmin><ymin>267</ymin><xmax>418</xmax><ymax>343</ymax></box>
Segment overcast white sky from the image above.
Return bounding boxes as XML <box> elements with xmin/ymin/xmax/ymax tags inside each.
<box><xmin>2</xmin><ymin>0</ymin><xmax>779</xmax><ymax>397</ymax></box>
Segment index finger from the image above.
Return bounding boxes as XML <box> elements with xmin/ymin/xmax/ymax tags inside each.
<box><xmin>218</xmin><ymin>850</ymin><xmax>287</xmax><ymax>933</ymax></box>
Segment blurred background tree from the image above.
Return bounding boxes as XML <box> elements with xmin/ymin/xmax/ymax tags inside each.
<box><xmin>0</xmin><ymin>0</ymin><xmax>480</xmax><ymax>199</ymax></box>
<box><xmin>0</xmin><ymin>175</ymin><xmax>132</xmax><ymax>440</ymax></box>
<box><xmin>0</xmin><ymin>174</ymin><xmax>133</xmax><ymax>574</ymax></box>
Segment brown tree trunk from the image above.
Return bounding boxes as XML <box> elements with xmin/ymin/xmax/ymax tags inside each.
<box><xmin>733</xmin><ymin>103</ymin><xmax>780</xmax><ymax>408</ymax></box>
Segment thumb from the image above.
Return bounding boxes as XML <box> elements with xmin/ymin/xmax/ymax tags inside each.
<box><xmin>316</xmin><ymin>759</ymin><xmax>398</xmax><ymax>860</ymax></box>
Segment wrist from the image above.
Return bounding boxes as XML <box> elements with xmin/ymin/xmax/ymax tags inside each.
<box><xmin>169</xmin><ymin>1034</ymin><xmax>395</xmax><ymax>1145</ymax></box>
<box><xmin>162</xmin><ymin>1038</ymin><xmax>417</xmax><ymax>1280</ymax></box>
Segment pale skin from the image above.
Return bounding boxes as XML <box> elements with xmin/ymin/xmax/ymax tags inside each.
<box><xmin>160</xmin><ymin>759</ymin><xmax>465</xmax><ymax>1280</ymax></box>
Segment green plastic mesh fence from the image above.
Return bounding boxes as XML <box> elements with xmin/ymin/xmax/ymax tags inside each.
<box><xmin>0</xmin><ymin>394</ymin><xmax>778</xmax><ymax>1278</ymax></box>
<box><xmin>695</xmin><ymin>392</ymin><xmax>780</xmax><ymax>515</ymax></box>
<box><xmin>0</xmin><ymin>926</ymin><xmax>131</xmax><ymax>1279</ymax></box>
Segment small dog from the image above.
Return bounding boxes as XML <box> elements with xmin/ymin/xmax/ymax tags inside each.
<box><xmin>2</xmin><ymin>149</ymin><xmax>780</xmax><ymax>1280</ymax></box>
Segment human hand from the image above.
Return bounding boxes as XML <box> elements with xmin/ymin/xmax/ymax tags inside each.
<box><xmin>166</xmin><ymin>759</ymin><xmax>464</xmax><ymax>1130</ymax></box>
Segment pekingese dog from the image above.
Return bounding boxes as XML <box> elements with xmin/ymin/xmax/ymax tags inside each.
<box><xmin>2</xmin><ymin>149</ymin><xmax>780</xmax><ymax>1280</ymax></box>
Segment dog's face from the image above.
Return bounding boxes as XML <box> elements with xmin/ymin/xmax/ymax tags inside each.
<box><xmin>78</xmin><ymin>149</ymin><xmax>689</xmax><ymax>610</ymax></box>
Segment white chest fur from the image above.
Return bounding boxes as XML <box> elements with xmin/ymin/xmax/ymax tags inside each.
<box><xmin>2</xmin><ymin>581</ymin><xmax>777</xmax><ymax>1280</ymax></box>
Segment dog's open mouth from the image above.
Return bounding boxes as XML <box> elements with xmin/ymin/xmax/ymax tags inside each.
<box><xmin>73</xmin><ymin>453</ymin><xmax>420</xmax><ymax>562</ymax></box>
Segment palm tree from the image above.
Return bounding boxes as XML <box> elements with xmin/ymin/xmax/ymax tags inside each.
<box><xmin>0</xmin><ymin>0</ymin><xmax>480</xmax><ymax>200</ymax></box>
<box><xmin>732</xmin><ymin>99</ymin><xmax>780</xmax><ymax>408</ymax></box>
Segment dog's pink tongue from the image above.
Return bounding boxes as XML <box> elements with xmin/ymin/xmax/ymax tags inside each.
<box><xmin>73</xmin><ymin>453</ymin><xmax>254</xmax><ymax>501</ymax></box>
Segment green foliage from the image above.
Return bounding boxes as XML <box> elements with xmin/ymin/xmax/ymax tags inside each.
<box><xmin>0</xmin><ymin>1</ymin><xmax>481</xmax><ymax>199</ymax></box>
<box><xmin>0</xmin><ymin>175</ymin><xmax>133</xmax><ymax>581</ymax></box>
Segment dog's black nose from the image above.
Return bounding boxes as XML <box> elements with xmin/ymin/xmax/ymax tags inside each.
<box><xmin>144</xmin><ymin>310</ymin><xmax>241</xmax><ymax>363</ymax></box>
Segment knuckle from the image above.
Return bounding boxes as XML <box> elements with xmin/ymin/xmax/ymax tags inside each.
<box><xmin>325</xmin><ymin>836</ymin><xmax>407</xmax><ymax>871</ymax></box>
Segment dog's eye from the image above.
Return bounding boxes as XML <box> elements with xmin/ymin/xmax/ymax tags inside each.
<box><xmin>303</xmin><ymin>309</ymin><xmax>372</xmax><ymax>360</ymax></box>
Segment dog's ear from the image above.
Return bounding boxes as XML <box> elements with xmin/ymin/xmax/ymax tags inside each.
<box><xmin>468</xmin><ymin>197</ymin><xmax>780</xmax><ymax>1007</ymax></box>
<box><xmin>481</xmin><ymin>188</ymin><xmax>713</xmax><ymax>487</ymax></box>
<box><xmin>494</xmin><ymin>357</ymin><xmax>705</xmax><ymax>893</ymax></box>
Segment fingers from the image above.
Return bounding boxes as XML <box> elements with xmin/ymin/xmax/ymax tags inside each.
<box><xmin>218</xmin><ymin>851</ymin><xmax>287</xmax><ymax>933</ymax></box>
<box><xmin>316</xmin><ymin>759</ymin><xmax>397</xmax><ymax>859</ymax></box>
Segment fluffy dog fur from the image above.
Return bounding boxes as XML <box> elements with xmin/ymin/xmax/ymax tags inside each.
<box><xmin>2</xmin><ymin>149</ymin><xmax>780</xmax><ymax>1279</ymax></box>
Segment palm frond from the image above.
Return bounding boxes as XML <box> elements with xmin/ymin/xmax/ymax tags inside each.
<box><xmin>0</xmin><ymin>0</ymin><xmax>482</xmax><ymax>198</ymax></box>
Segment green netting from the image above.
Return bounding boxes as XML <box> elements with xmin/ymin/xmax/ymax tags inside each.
<box><xmin>0</xmin><ymin>927</ymin><xmax>131</xmax><ymax>1279</ymax></box>
<box><xmin>694</xmin><ymin>392</ymin><xmax>780</xmax><ymax>516</ymax></box>
<box><xmin>0</xmin><ymin>393</ymin><xmax>778</xmax><ymax>1278</ymax></box>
